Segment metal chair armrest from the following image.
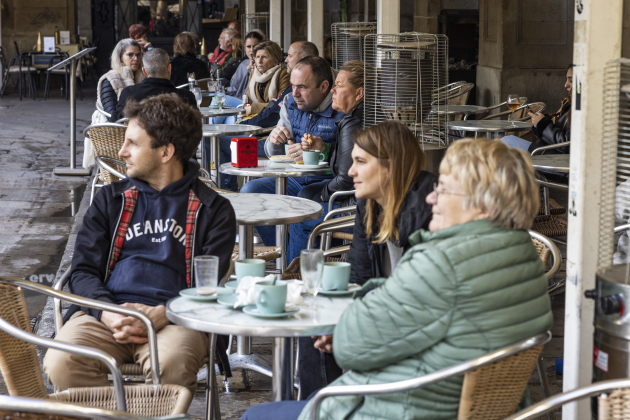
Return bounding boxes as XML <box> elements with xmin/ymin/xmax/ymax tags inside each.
<box><xmin>199</xmin><ymin>167</ymin><xmax>211</xmax><ymax>179</ymax></box>
<box><xmin>324</xmin><ymin>244</ymin><xmax>351</xmax><ymax>258</ymax></box>
<box><xmin>0</xmin><ymin>319</ymin><xmax>127</xmax><ymax>412</ymax></box>
<box><xmin>307</xmin><ymin>216</ymin><xmax>355</xmax><ymax>250</ymax></box>
<box><xmin>53</xmin><ymin>268</ymin><xmax>72</xmax><ymax>334</ymax></box>
<box><xmin>485</xmin><ymin>101</ymin><xmax>506</xmax><ymax>112</ymax></box>
<box><xmin>95</xmin><ymin>156</ymin><xmax>127</xmax><ymax>179</ymax></box>
<box><xmin>614</xmin><ymin>223</ymin><xmax>630</xmax><ymax>234</ymax></box>
<box><xmin>328</xmin><ymin>190</ymin><xmax>356</xmax><ymax>210</ymax></box>
<box><xmin>309</xmin><ymin>332</ymin><xmax>552</xmax><ymax>420</ymax></box>
<box><xmin>503</xmin><ymin>379</ymin><xmax>630</xmax><ymax>420</ymax></box>
<box><xmin>323</xmin><ymin>205</ymin><xmax>357</xmax><ymax>222</ymax></box>
<box><xmin>528</xmin><ymin>230</ymin><xmax>562</xmax><ymax>280</ymax></box>
<box><xmin>0</xmin><ymin>277</ymin><xmax>161</xmax><ymax>387</ymax></box>
<box><xmin>531</xmin><ymin>142</ymin><xmax>571</xmax><ymax>156</ymax></box>
<box><xmin>536</xmin><ymin>179</ymin><xmax>569</xmax><ymax>191</ymax></box>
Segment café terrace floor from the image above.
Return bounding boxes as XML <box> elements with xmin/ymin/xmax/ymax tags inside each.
<box><xmin>0</xmin><ymin>81</ymin><xmax>565</xmax><ymax>419</ymax></box>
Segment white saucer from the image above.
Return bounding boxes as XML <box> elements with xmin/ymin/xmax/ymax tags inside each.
<box><xmin>290</xmin><ymin>162</ymin><xmax>329</xmax><ymax>170</ymax></box>
<box><xmin>318</xmin><ymin>283</ymin><xmax>360</xmax><ymax>296</ymax></box>
<box><xmin>242</xmin><ymin>305</ymin><xmax>300</xmax><ymax>318</ymax></box>
<box><xmin>179</xmin><ymin>287</ymin><xmax>233</xmax><ymax>301</ymax></box>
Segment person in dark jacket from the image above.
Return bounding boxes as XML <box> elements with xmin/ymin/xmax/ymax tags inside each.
<box><xmin>286</xmin><ymin>61</ymin><xmax>365</xmax><ymax>263</ymax></box>
<box><xmin>503</xmin><ymin>66</ymin><xmax>572</xmax><ymax>154</ymax></box>
<box><xmin>170</xmin><ymin>33</ymin><xmax>211</xmax><ymax>87</ymax></box>
<box><xmin>296</xmin><ymin>121</ymin><xmax>436</xmax><ymax>399</ymax></box>
<box><xmin>43</xmin><ymin>94</ymin><xmax>236</xmax><ymax>401</ymax></box>
<box><xmin>112</xmin><ymin>48</ymin><xmax>197</xmax><ymax>121</ymax></box>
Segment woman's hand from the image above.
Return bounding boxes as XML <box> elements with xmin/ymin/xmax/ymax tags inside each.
<box><xmin>312</xmin><ymin>335</ymin><xmax>334</xmax><ymax>353</ymax></box>
<box><xmin>529</xmin><ymin>111</ymin><xmax>544</xmax><ymax>128</ymax></box>
<box><xmin>208</xmin><ymin>52</ymin><xmax>215</xmax><ymax>60</ymax></box>
<box><xmin>245</xmin><ymin>105</ymin><xmax>252</xmax><ymax>116</ymax></box>
<box><xmin>287</xmin><ymin>141</ymin><xmax>303</xmax><ymax>162</ymax></box>
<box><xmin>301</xmin><ymin>134</ymin><xmax>324</xmax><ymax>152</ymax></box>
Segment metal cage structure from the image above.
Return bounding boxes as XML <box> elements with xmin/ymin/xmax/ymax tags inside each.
<box><xmin>598</xmin><ymin>58</ymin><xmax>630</xmax><ymax>270</ymax></box>
<box><xmin>331</xmin><ymin>22</ymin><xmax>377</xmax><ymax>71</ymax></box>
<box><xmin>242</xmin><ymin>12</ymin><xmax>270</xmax><ymax>39</ymax></box>
<box><xmin>363</xmin><ymin>33</ymin><xmax>449</xmax><ymax>145</ymax></box>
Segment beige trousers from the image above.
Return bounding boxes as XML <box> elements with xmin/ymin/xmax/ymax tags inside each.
<box><xmin>43</xmin><ymin>311</ymin><xmax>208</xmax><ymax>394</ymax></box>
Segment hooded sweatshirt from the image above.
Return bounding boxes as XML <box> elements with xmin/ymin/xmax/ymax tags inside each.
<box><xmin>105</xmin><ymin>162</ymin><xmax>199</xmax><ymax>306</ymax></box>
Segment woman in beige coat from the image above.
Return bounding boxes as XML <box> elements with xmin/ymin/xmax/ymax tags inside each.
<box><xmin>244</xmin><ymin>41</ymin><xmax>290</xmax><ymax>116</ymax></box>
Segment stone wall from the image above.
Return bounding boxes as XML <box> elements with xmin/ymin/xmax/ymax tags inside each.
<box><xmin>1</xmin><ymin>0</ymin><xmax>77</xmax><ymax>59</ymax></box>
<box><xmin>477</xmin><ymin>0</ymin><xmax>574</xmax><ymax>110</ymax></box>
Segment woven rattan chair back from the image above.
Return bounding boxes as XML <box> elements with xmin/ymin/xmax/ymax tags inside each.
<box><xmin>598</xmin><ymin>388</ymin><xmax>630</xmax><ymax>420</ymax></box>
<box><xmin>0</xmin><ymin>284</ymin><xmax>49</xmax><ymax>399</ymax></box>
<box><xmin>281</xmin><ymin>256</ymin><xmax>347</xmax><ymax>280</ymax></box>
<box><xmin>457</xmin><ymin>343</ymin><xmax>544</xmax><ymax>420</ymax></box>
<box><xmin>87</xmin><ymin>125</ymin><xmax>127</xmax><ymax>184</ymax></box>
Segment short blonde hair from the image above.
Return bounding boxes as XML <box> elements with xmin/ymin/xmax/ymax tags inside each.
<box><xmin>110</xmin><ymin>38</ymin><xmax>142</xmax><ymax>74</ymax></box>
<box><xmin>439</xmin><ymin>138</ymin><xmax>539</xmax><ymax>230</ymax></box>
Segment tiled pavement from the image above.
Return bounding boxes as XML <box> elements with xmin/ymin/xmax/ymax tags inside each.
<box><xmin>0</xmin><ymin>84</ymin><xmax>567</xmax><ymax>419</ymax></box>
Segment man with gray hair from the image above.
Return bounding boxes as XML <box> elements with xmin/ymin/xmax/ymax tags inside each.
<box><xmin>111</xmin><ymin>48</ymin><xmax>197</xmax><ymax>121</ymax></box>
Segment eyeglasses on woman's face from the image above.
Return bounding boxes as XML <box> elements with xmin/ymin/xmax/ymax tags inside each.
<box><xmin>125</xmin><ymin>52</ymin><xmax>142</xmax><ymax>60</ymax></box>
<box><xmin>432</xmin><ymin>182</ymin><xmax>466</xmax><ymax>200</ymax></box>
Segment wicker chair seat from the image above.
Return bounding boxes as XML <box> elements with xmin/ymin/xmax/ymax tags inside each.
<box><xmin>531</xmin><ymin>215</ymin><xmax>568</xmax><ymax>237</ymax></box>
<box><xmin>538</xmin><ymin>198</ymin><xmax>566</xmax><ymax>215</ymax></box>
<box><xmin>49</xmin><ymin>384</ymin><xmax>191</xmax><ymax>417</ymax></box>
<box><xmin>231</xmin><ymin>245</ymin><xmax>280</xmax><ymax>262</ymax></box>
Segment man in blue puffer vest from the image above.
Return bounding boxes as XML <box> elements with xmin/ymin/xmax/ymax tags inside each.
<box><xmin>240</xmin><ymin>56</ymin><xmax>344</xmax><ymax>246</ymax></box>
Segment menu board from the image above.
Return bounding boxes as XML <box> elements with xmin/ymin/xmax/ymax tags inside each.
<box><xmin>60</xmin><ymin>31</ymin><xmax>70</xmax><ymax>45</ymax></box>
<box><xmin>43</xmin><ymin>37</ymin><xmax>55</xmax><ymax>53</ymax></box>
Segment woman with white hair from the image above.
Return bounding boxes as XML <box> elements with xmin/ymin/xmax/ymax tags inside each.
<box><xmin>95</xmin><ymin>38</ymin><xmax>145</xmax><ymax>122</ymax></box>
<box><xmin>84</xmin><ymin>39</ymin><xmax>145</xmax><ymax>168</ymax></box>
<box><xmin>241</xmin><ymin>137</ymin><xmax>552</xmax><ymax>420</ymax></box>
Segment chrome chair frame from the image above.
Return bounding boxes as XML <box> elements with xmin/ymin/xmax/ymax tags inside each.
<box><xmin>308</xmin><ymin>331</ymin><xmax>552</xmax><ymax>420</ymax></box>
<box><xmin>0</xmin><ymin>276</ymin><xmax>165</xmax><ymax>412</ymax></box>
<box><xmin>503</xmin><ymin>379</ymin><xmax>630</xmax><ymax>420</ymax></box>
<box><xmin>83</xmin><ymin>122</ymin><xmax>127</xmax><ymax>203</ymax></box>
<box><xmin>0</xmin><ymin>395</ymin><xmax>192</xmax><ymax>420</ymax></box>
<box><xmin>481</xmin><ymin>102</ymin><xmax>546</xmax><ymax>121</ymax></box>
<box><xmin>306</xmin><ymin>214</ymin><xmax>355</xmax><ymax>251</ymax></box>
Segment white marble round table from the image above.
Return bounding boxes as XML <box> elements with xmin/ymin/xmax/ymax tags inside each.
<box><xmin>200</xmin><ymin>124</ymin><xmax>263</xmax><ymax>186</ymax></box>
<box><xmin>431</xmin><ymin>105</ymin><xmax>489</xmax><ymax>120</ymax></box>
<box><xmin>531</xmin><ymin>154</ymin><xmax>570</xmax><ymax>174</ymax></box>
<box><xmin>166</xmin><ymin>293</ymin><xmax>354</xmax><ymax>409</ymax></box>
<box><xmin>221</xmin><ymin>161</ymin><xmax>332</xmax><ymax>270</ymax></box>
<box><xmin>198</xmin><ymin>107</ymin><xmax>246</xmax><ymax>117</ymax></box>
<box><xmin>448</xmin><ymin>120</ymin><xmax>532</xmax><ymax>138</ymax></box>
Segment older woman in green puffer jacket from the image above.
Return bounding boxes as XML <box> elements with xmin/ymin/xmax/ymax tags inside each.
<box><xmin>241</xmin><ymin>136</ymin><xmax>553</xmax><ymax>420</ymax></box>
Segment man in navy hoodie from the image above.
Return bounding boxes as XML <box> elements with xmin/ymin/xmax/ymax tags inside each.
<box><xmin>43</xmin><ymin>94</ymin><xmax>236</xmax><ymax>395</ymax></box>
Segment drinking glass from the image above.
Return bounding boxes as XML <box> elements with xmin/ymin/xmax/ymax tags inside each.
<box><xmin>506</xmin><ymin>94</ymin><xmax>520</xmax><ymax>127</ymax></box>
<box><xmin>300</xmin><ymin>249</ymin><xmax>324</xmax><ymax>308</ymax></box>
<box><xmin>215</xmin><ymin>85</ymin><xmax>226</xmax><ymax>110</ymax></box>
<box><xmin>194</xmin><ymin>255</ymin><xmax>219</xmax><ymax>295</ymax></box>
<box><xmin>191</xmin><ymin>86</ymin><xmax>202</xmax><ymax>109</ymax></box>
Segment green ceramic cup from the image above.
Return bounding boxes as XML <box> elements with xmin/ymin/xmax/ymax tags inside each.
<box><xmin>302</xmin><ymin>150</ymin><xmax>325</xmax><ymax>165</ymax></box>
<box><xmin>254</xmin><ymin>280</ymin><xmax>287</xmax><ymax>314</ymax></box>
<box><xmin>235</xmin><ymin>259</ymin><xmax>266</xmax><ymax>283</ymax></box>
<box><xmin>321</xmin><ymin>262</ymin><xmax>351</xmax><ymax>291</ymax></box>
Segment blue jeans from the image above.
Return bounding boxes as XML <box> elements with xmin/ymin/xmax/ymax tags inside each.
<box><xmin>502</xmin><ymin>135</ymin><xmax>532</xmax><ymax>151</ymax></box>
<box><xmin>218</xmin><ymin>136</ymin><xmax>266</xmax><ymax>191</ymax></box>
<box><xmin>297</xmin><ymin>336</ymin><xmax>343</xmax><ymax>400</ymax></box>
<box><xmin>241</xmin><ymin>400</ymin><xmax>308</xmax><ymax>420</ymax></box>
<box><xmin>239</xmin><ymin>177</ymin><xmax>306</xmax><ymax>246</ymax></box>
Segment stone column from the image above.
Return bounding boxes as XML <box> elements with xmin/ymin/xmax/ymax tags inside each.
<box><xmin>477</xmin><ymin>0</ymin><xmax>574</xmax><ymax>110</ymax></box>
<box><xmin>377</xmin><ymin>0</ymin><xmax>400</xmax><ymax>34</ymax></box>
<box><xmin>307</xmin><ymin>0</ymin><xmax>324</xmax><ymax>55</ymax></box>
<box><xmin>413</xmin><ymin>0</ymin><xmax>441</xmax><ymax>34</ymax></box>
<box><xmin>269</xmin><ymin>0</ymin><xmax>282</xmax><ymax>47</ymax></box>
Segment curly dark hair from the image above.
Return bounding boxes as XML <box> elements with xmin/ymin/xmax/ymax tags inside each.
<box><xmin>123</xmin><ymin>94</ymin><xmax>202</xmax><ymax>166</ymax></box>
